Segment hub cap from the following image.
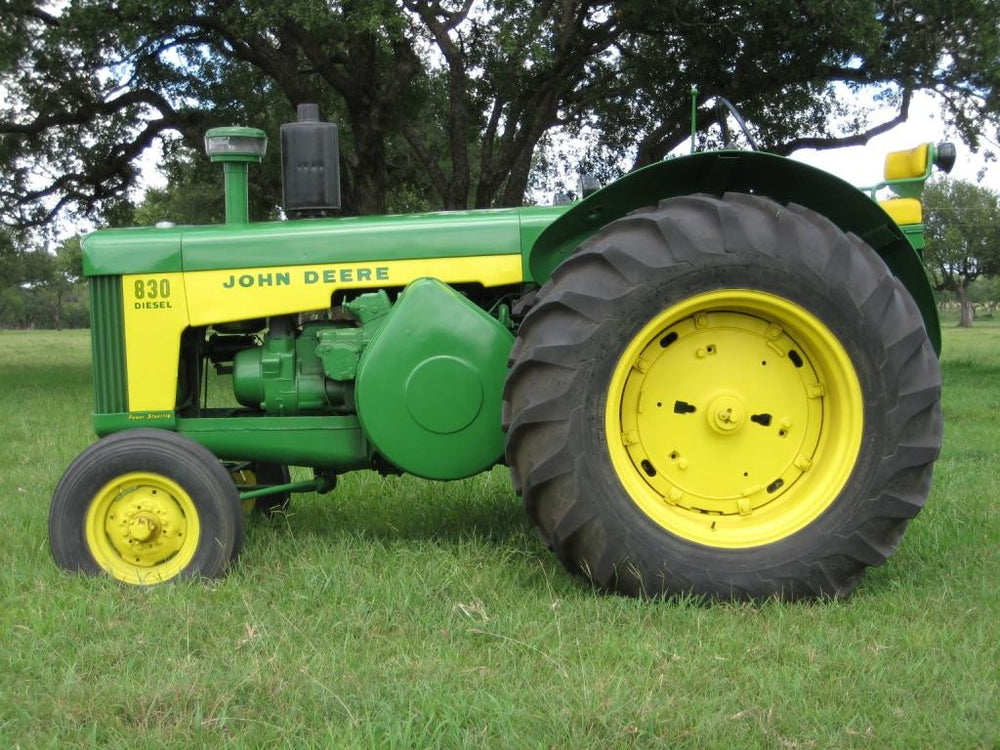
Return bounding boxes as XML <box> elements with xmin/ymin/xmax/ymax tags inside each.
<box><xmin>606</xmin><ymin>290</ymin><xmax>863</xmax><ymax>548</ymax></box>
<box><xmin>85</xmin><ymin>472</ymin><xmax>200</xmax><ymax>584</ymax></box>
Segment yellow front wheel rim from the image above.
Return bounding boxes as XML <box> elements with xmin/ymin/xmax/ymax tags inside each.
<box><xmin>606</xmin><ymin>290</ymin><xmax>864</xmax><ymax>548</ymax></box>
<box><xmin>85</xmin><ymin>472</ymin><xmax>201</xmax><ymax>584</ymax></box>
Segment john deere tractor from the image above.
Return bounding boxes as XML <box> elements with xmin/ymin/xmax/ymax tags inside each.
<box><xmin>49</xmin><ymin>103</ymin><xmax>954</xmax><ymax>600</ymax></box>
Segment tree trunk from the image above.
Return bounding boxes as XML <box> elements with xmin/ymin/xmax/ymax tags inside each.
<box><xmin>341</xmin><ymin>113</ymin><xmax>389</xmax><ymax>216</ymax></box>
<box><xmin>956</xmin><ymin>284</ymin><xmax>975</xmax><ymax>327</ymax></box>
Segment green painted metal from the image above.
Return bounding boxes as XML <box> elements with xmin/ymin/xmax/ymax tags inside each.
<box><xmin>234</xmin><ymin>322</ymin><xmax>353</xmax><ymax>414</ymax></box>
<box><xmin>88</xmin><ymin>277</ymin><xmax>128</xmax><ymax>414</ymax></box>
<box><xmin>516</xmin><ymin>205</ymin><xmax>568</xmax><ymax>282</ymax></box>
<box><xmin>204</xmin><ymin>126</ymin><xmax>267</xmax><ymax>163</ymax></box>
<box><xmin>82</xmin><ymin>205</ymin><xmax>571</xmax><ymax>277</ymax></box>
<box><xmin>233</xmin><ymin>293</ymin><xmax>391</xmax><ymax>414</ymax></box>
<box><xmin>83</xmin><ymin>229</ymin><xmax>183</xmax><ymax>276</ymax></box>
<box><xmin>182</xmin><ymin>209</ymin><xmax>526</xmax><ymax>272</ymax></box>
<box><xmin>222</xmin><ymin>163</ymin><xmax>251</xmax><ymax>224</ymax></box>
<box><xmin>239</xmin><ymin>477</ymin><xmax>332</xmax><ymax>501</ymax></box>
<box><xmin>354</xmin><ymin>278</ymin><xmax>513</xmax><ymax>480</ymax></box>
<box><xmin>94</xmin><ymin>412</ymin><xmax>177</xmax><ymax>436</ymax></box>
<box><xmin>177</xmin><ymin>415</ymin><xmax>368</xmax><ymax>470</ymax></box>
<box><xmin>527</xmin><ymin>150</ymin><xmax>941</xmax><ymax>353</ymax></box>
<box><xmin>315</xmin><ymin>291</ymin><xmax>392</xmax><ymax>381</ymax></box>
<box><xmin>901</xmin><ymin>224</ymin><xmax>926</xmax><ymax>252</ymax></box>
<box><xmin>205</xmin><ymin>126</ymin><xmax>267</xmax><ymax>225</ymax></box>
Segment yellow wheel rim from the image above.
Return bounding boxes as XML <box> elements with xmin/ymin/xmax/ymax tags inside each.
<box><xmin>230</xmin><ymin>467</ymin><xmax>257</xmax><ymax>513</ymax></box>
<box><xmin>605</xmin><ymin>290</ymin><xmax>863</xmax><ymax>548</ymax></box>
<box><xmin>85</xmin><ymin>472</ymin><xmax>201</xmax><ymax>584</ymax></box>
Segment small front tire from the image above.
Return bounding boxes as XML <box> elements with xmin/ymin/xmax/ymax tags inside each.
<box><xmin>50</xmin><ymin>429</ymin><xmax>244</xmax><ymax>585</ymax></box>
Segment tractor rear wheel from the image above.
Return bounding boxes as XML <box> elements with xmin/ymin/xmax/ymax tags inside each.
<box><xmin>504</xmin><ymin>193</ymin><xmax>942</xmax><ymax>600</ymax></box>
<box><xmin>50</xmin><ymin>429</ymin><xmax>244</xmax><ymax>585</ymax></box>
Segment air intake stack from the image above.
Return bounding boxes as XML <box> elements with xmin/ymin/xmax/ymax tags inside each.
<box><xmin>281</xmin><ymin>104</ymin><xmax>341</xmax><ymax>218</ymax></box>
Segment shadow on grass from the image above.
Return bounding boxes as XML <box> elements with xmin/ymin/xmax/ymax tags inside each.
<box><xmin>253</xmin><ymin>469</ymin><xmax>535</xmax><ymax>549</ymax></box>
<box><xmin>240</xmin><ymin>468</ymin><xmax>564</xmax><ymax>593</ymax></box>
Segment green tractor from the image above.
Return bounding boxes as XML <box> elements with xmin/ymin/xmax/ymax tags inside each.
<box><xmin>49</xmin><ymin>103</ymin><xmax>954</xmax><ymax>600</ymax></box>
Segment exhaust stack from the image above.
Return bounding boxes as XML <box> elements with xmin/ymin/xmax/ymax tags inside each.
<box><xmin>204</xmin><ymin>126</ymin><xmax>267</xmax><ymax>224</ymax></box>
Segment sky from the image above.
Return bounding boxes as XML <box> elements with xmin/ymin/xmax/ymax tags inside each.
<box><xmin>789</xmin><ymin>91</ymin><xmax>998</xmax><ymax>193</ymax></box>
<box><xmin>526</xmin><ymin>89</ymin><xmax>998</xmax><ymax>208</ymax></box>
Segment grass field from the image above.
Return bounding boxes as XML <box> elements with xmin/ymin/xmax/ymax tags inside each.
<box><xmin>0</xmin><ymin>321</ymin><xmax>997</xmax><ymax>749</ymax></box>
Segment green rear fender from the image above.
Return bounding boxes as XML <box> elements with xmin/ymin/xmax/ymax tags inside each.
<box><xmin>527</xmin><ymin>151</ymin><xmax>940</xmax><ymax>353</ymax></box>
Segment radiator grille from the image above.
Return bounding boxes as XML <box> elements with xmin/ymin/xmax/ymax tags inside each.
<box><xmin>89</xmin><ymin>276</ymin><xmax>127</xmax><ymax>413</ymax></box>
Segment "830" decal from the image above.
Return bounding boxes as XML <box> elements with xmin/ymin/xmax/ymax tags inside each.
<box><xmin>134</xmin><ymin>278</ymin><xmax>171</xmax><ymax>300</ymax></box>
<box><xmin>131</xmin><ymin>278</ymin><xmax>174</xmax><ymax>310</ymax></box>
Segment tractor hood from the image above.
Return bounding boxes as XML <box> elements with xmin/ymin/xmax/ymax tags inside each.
<box><xmin>82</xmin><ymin>206</ymin><xmax>568</xmax><ymax>278</ymax></box>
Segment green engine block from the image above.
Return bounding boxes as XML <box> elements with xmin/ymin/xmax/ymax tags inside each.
<box><xmin>232</xmin><ymin>291</ymin><xmax>391</xmax><ymax>415</ymax></box>
<box><xmin>231</xmin><ymin>280</ymin><xmax>512</xmax><ymax>479</ymax></box>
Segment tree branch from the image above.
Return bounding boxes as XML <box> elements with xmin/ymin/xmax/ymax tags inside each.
<box><xmin>770</xmin><ymin>88</ymin><xmax>912</xmax><ymax>155</ymax></box>
<box><xmin>0</xmin><ymin>89</ymin><xmax>178</xmax><ymax>136</ymax></box>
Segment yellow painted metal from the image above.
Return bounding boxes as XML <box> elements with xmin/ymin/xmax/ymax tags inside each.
<box><xmin>84</xmin><ymin>472</ymin><xmax>201</xmax><ymax>584</ymax></box>
<box><xmin>121</xmin><ymin>272</ymin><xmax>189</xmax><ymax>411</ymax></box>
<box><xmin>121</xmin><ymin>255</ymin><xmax>524</xmax><ymax>412</ymax></box>
<box><xmin>605</xmin><ymin>290</ymin><xmax>863</xmax><ymax>548</ymax></box>
<box><xmin>231</xmin><ymin>466</ymin><xmax>257</xmax><ymax>513</ymax></box>
<box><xmin>884</xmin><ymin>143</ymin><xmax>930</xmax><ymax>181</ymax></box>
<box><xmin>878</xmin><ymin>197</ymin><xmax>923</xmax><ymax>226</ymax></box>
<box><xmin>183</xmin><ymin>254</ymin><xmax>523</xmax><ymax>325</ymax></box>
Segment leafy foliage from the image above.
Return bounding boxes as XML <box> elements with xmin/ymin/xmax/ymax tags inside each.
<box><xmin>1</xmin><ymin>0</ymin><xmax>998</xmax><ymax>227</ymax></box>
<box><xmin>924</xmin><ymin>178</ymin><xmax>1000</xmax><ymax>327</ymax></box>
<box><xmin>0</xmin><ymin>229</ymin><xmax>88</xmax><ymax>328</ymax></box>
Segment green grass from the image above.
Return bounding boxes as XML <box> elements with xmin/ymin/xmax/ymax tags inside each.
<box><xmin>1</xmin><ymin>324</ymin><xmax>997</xmax><ymax>749</ymax></box>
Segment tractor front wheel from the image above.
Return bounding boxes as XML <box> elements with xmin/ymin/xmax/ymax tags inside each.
<box><xmin>504</xmin><ymin>193</ymin><xmax>942</xmax><ymax>600</ymax></box>
<box><xmin>50</xmin><ymin>429</ymin><xmax>244</xmax><ymax>585</ymax></box>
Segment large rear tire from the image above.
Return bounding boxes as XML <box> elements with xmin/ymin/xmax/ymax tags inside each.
<box><xmin>504</xmin><ymin>193</ymin><xmax>941</xmax><ymax>600</ymax></box>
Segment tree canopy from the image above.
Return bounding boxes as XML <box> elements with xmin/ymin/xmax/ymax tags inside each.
<box><xmin>923</xmin><ymin>178</ymin><xmax>1000</xmax><ymax>327</ymax></box>
<box><xmin>0</xmin><ymin>229</ymin><xmax>88</xmax><ymax>328</ymax></box>
<box><xmin>2</xmin><ymin>0</ymin><xmax>999</xmax><ymax>228</ymax></box>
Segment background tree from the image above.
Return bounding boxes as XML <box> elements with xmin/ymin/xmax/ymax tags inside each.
<box><xmin>968</xmin><ymin>275</ymin><xmax>1000</xmax><ymax>316</ymax></box>
<box><xmin>0</xmin><ymin>228</ymin><xmax>88</xmax><ymax>329</ymax></box>
<box><xmin>1</xmin><ymin>0</ymin><xmax>998</xmax><ymax>229</ymax></box>
<box><xmin>923</xmin><ymin>179</ymin><xmax>1000</xmax><ymax>327</ymax></box>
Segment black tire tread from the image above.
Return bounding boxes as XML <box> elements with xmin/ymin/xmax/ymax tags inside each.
<box><xmin>50</xmin><ymin>429</ymin><xmax>244</xmax><ymax>582</ymax></box>
<box><xmin>504</xmin><ymin>192</ymin><xmax>942</xmax><ymax>600</ymax></box>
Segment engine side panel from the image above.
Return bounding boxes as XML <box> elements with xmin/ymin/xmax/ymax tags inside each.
<box><xmin>114</xmin><ymin>254</ymin><xmax>522</xmax><ymax>414</ymax></box>
<box><xmin>354</xmin><ymin>278</ymin><xmax>514</xmax><ymax>480</ymax></box>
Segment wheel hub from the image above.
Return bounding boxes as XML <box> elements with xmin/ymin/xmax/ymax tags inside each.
<box><xmin>620</xmin><ymin>309</ymin><xmax>822</xmax><ymax>514</ymax></box>
<box><xmin>92</xmin><ymin>476</ymin><xmax>195</xmax><ymax>571</ymax></box>
<box><xmin>708</xmin><ymin>394</ymin><xmax>745</xmax><ymax>434</ymax></box>
<box><xmin>127</xmin><ymin>514</ymin><xmax>159</xmax><ymax>542</ymax></box>
<box><xmin>607</xmin><ymin>290</ymin><xmax>863</xmax><ymax>548</ymax></box>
